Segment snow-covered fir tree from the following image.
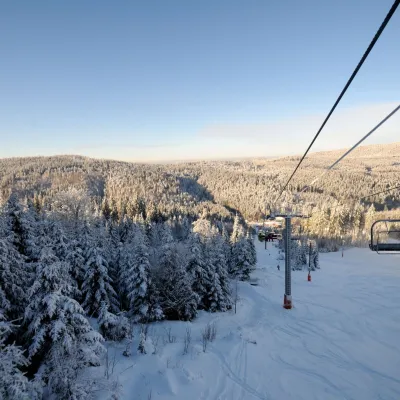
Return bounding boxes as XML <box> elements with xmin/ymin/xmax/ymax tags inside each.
<box><xmin>192</xmin><ymin>217</ymin><xmax>213</xmax><ymax>240</ymax></box>
<box><xmin>185</xmin><ymin>232</ymin><xmax>209</xmax><ymax>310</ymax></box>
<box><xmin>78</xmin><ymin>220</ymin><xmax>95</xmax><ymax>262</ymax></box>
<box><xmin>310</xmin><ymin>243</ymin><xmax>320</xmax><ymax>270</ymax></box>
<box><xmin>122</xmin><ymin>229</ymin><xmax>163</xmax><ymax>322</ymax></box>
<box><xmin>81</xmin><ymin>246</ymin><xmax>119</xmax><ymax>317</ymax></box>
<box><xmin>229</xmin><ymin>220</ymin><xmax>253</xmax><ymax>280</ymax></box>
<box><xmin>160</xmin><ymin>221</ymin><xmax>174</xmax><ymax>245</ymax></box>
<box><xmin>0</xmin><ymin>317</ymin><xmax>42</xmax><ymax>400</ymax></box>
<box><xmin>24</xmin><ymin>247</ymin><xmax>104</xmax><ymax>380</ymax></box>
<box><xmin>179</xmin><ymin>215</ymin><xmax>192</xmax><ymax>241</ymax></box>
<box><xmin>213</xmin><ymin>232</ymin><xmax>232</xmax><ymax>309</ymax></box>
<box><xmin>117</xmin><ymin>241</ymin><xmax>134</xmax><ymax>311</ymax></box>
<box><xmin>230</xmin><ymin>214</ymin><xmax>245</xmax><ymax>246</ymax></box>
<box><xmin>205</xmin><ymin>230</ymin><xmax>232</xmax><ymax>312</ymax></box>
<box><xmin>0</xmin><ymin>237</ymin><xmax>29</xmax><ymax>321</ymax></box>
<box><xmin>157</xmin><ymin>242</ymin><xmax>199</xmax><ymax>321</ymax></box>
<box><xmin>65</xmin><ymin>238</ymin><xmax>86</xmax><ymax>294</ymax></box>
<box><xmin>34</xmin><ymin>218</ymin><xmax>54</xmax><ymax>258</ymax></box>
<box><xmin>293</xmin><ymin>241</ymin><xmax>307</xmax><ymax>271</ymax></box>
<box><xmin>119</xmin><ymin>215</ymin><xmax>134</xmax><ymax>244</ymax></box>
<box><xmin>229</xmin><ymin>215</ymin><xmax>251</xmax><ymax>278</ymax></box>
<box><xmin>231</xmin><ymin>236</ymin><xmax>253</xmax><ymax>280</ymax></box>
<box><xmin>1</xmin><ymin>194</ymin><xmax>34</xmax><ymax>260</ymax></box>
<box><xmin>246</xmin><ymin>230</ymin><xmax>257</xmax><ymax>271</ymax></box>
<box><xmin>147</xmin><ymin>221</ymin><xmax>163</xmax><ymax>249</ymax></box>
<box><xmin>50</xmin><ymin>222</ymin><xmax>70</xmax><ymax>261</ymax></box>
<box><xmin>221</xmin><ymin>223</ymin><xmax>233</xmax><ymax>266</ymax></box>
<box><xmin>107</xmin><ymin>223</ymin><xmax>122</xmax><ymax>282</ymax></box>
<box><xmin>290</xmin><ymin>240</ymin><xmax>301</xmax><ymax>271</ymax></box>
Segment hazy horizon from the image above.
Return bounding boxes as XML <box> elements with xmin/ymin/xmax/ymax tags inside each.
<box><xmin>1</xmin><ymin>139</ymin><xmax>398</xmax><ymax>165</ymax></box>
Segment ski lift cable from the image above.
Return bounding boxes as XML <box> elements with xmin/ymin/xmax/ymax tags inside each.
<box><xmin>309</xmin><ymin>184</ymin><xmax>400</xmax><ymax>218</ymax></box>
<box><xmin>298</xmin><ymin>104</ymin><xmax>400</xmax><ymax>195</ymax></box>
<box><xmin>359</xmin><ymin>184</ymin><xmax>400</xmax><ymax>201</ymax></box>
<box><xmin>274</xmin><ymin>0</ymin><xmax>400</xmax><ymax>204</ymax></box>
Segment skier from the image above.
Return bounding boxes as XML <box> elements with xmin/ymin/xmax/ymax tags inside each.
<box><xmin>277</xmin><ymin>264</ymin><xmax>280</xmax><ymax>271</ymax></box>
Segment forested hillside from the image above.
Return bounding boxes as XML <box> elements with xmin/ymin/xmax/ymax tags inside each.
<box><xmin>0</xmin><ymin>142</ymin><xmax>399</xmax><ymax>244</ymax></box>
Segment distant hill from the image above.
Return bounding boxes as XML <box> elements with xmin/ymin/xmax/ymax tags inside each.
<box><xmin>306</xmin><ymin>142</ymin><xmax>400</xmax><ymax>159</ymax></box>
<box><xmin>0</xmin><ymin>142</ymin><xmax>399</xmax><ymax>220</ymax></box>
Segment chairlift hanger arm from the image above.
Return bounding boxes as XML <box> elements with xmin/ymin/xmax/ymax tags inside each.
<box><xmin>275</xmin><ymin>214</ymin><xmax>310</xmax><ymax>219</ymax></box>
<box><xmin>370</xmin><ymin>219</ymin><xmax>400</xmax><ymax>253</ymax></box>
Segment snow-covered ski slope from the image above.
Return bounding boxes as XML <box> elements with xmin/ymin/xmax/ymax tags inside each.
<box><xmin>96</xmin><ymin>241</ymin><xmax>400</xmax><ymax>400</ymax></box>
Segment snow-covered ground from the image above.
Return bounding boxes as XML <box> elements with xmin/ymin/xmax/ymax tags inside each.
<box><xmin>93</xmin><ymin>241</ymin><xmax>400</xmax><ymax>400</ymax></box>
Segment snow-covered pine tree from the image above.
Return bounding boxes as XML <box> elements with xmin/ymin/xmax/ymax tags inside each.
<box><xmin>221</xmin><ymin>222</ymin><xmax>232</xmax><ymax>264</ymax></box>
<box><xmin>229</xmin><ymin>221</ymin><xmax>252</xmax><ymax>280</ymax></box>
<box><xmin>0</xmin><ymin>286</ymin><xmax>10</xmax><ymax>323</ymax></box>
<box><xmin>50</xmin><ymin>222</ymin><xmax>70</xmax><ymax>261</ymax></box>
<box><xmin>17</xmin><ymin>197</ymin><xmax>40</xmax><ymax>263</ymax></box>
<box><xmin>98</xmin><ymin>223</ymin><xmax>120</xmax><ymax>295</ymax></box>
<box><xmin>0</xmin><ymin>237</ymin><xmax>29</xmax><ymax>321</ymax></box>
<box><xmin>192</xmin><ymin>217</ymin><xmax>213</xmax><ymax>240</ymax></box>
<box><xmin>229</xmin><ymin>215</ymin><xmax>247</xmax><ymax>276</ymax></box>
<box><xmin>24</xmin><ymin>247</ymin><xmax>104</xmax><ymax>379</ymax></box>
<box><xmin>81</xmin><ymin>246</ymin><xmax>119</xmax><ymax>317</ymax></box>
<box><xmin>1</xmin><ymin>194</ymin><xmax>30</xmax><ymax>257</ymax></box>
<box><xmin>123</xmin><ymin>229</ymin><xmax>163</xmax><ymax>322</ymax></box>
<box><xmin>147</xmin><ymin>221</ymin><xmax>161</xmax><ymax>249</ymax></box>
<box><xmin>185</xmin><ymin>232</ymin><xmax>208</xmax><ymax>310</ymax></box>
<box><xmin>221</xmin><ymin>222</ymin><xmax>230</xmax><ymax>243</ymax></box>
<box><xmin>311</xmin><ymin>243</ymin><xmax>320</xmax><ymax>270</ymax></box>
<box><xmin>135</xmin><ymin>213</ymin><xmax>146</xmax><ymax>235</ymax></box>
<box><xmin>0</xmin><ymin>195</ymin><xmax>38</xmax><ymax>293</ymax></box>
<box><xmin>110</xmin><ymin>199</ymin><xmax>119</xmax><ymax>223</ymax></box>
<box><xmin>119</xmin><ymin>215</ymin><xmax>134</xmax><ymax>243</ymax></box>
<box><xmin>294</xmin><ymin>241</ymin><xmax>307</xmax><ymax>270</ymax></box>
<box><xmin>205</xmin><ymin>230</ymin><xmax>232</xmax><ymax>312</ymax></box>
<box><xmin>78</xmin><ymin>220</ymin><xmax>95</xmax><ymax>262</ymax></box>
<box><xmin>290</xmin><ymin>240</ymin><xmax>301</xmax><ymax>270</ymax></box>
<box><xmin>135</xmin><ymin>197</ymin><xmax>147</xmax><ymax>221</ymax></box>
<box><xmin>211</xmin><ymin>232</ymin><xmax>232</xmax><ymax>310</ymax></box>
<box><xmin>117</xmin><ymin>242</ymin><xmax>134</xmax><ymax>311</ymax></box>
<box><xmin>157</xmin><ymin>243</ymin><xmax>199</xmax><ymax>321</ymax></box>
<box><xmin>160</xmin><ymin>221</ymin><xmax>174</xmax><ymax>245</ymax></box>
<box><xmin>107</xmin><ymin>223</ymin><xmax>123</xmax><ymax>290</ymax></box>
<box><xmin>0</xmin><ymin>317</ymin><xmax>42</xmax><ymax>400</ymax></box>
<box><xmin>232</xmin><ymin>236</ymin><xmax>253</xmax><ymax>280</ymax></box>
<box><xmin>246</xmin><ymin>230</ymin><xmax>257</xmax><ymax>270</ymax></box>
<box><xmin>230</xmin><ymin>214</ymin><xmax>245</xmax><ymax>246</ymax></box>
<box><xmin>65</xmin><ymin>238</ymin><xmax>86</xmax><ymax>293</ymax></box>
<box><xmin>101</xmin><ymin>198</ymin><xmax>112</xmax><ymax>221</ymax></box>
<box><xmin>34</xmin><ymin>217</ymin><xmax>53</xmax><ymax>258</ymax></box>
<box><xmin>179</xmin><ymin>215</ymin><xmax>191</xmax><ymax>241</ymax></box>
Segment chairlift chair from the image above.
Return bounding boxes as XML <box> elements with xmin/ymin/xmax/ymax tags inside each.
<box><xmin>369</xmin><ymin>219</ymin><xmax>400</xmax><ymax>254</ymax></box>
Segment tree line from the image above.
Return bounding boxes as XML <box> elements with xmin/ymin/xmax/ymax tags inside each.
<box><xmin>0</xmin><ymin>194</ymin><xmax>256</xmax><ymax>399</ymax></box>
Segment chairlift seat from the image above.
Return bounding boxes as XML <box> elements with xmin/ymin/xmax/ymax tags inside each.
<box><xmin>370</xmin><ymin>219</ymin><xmax>400</xmax><ymax>254</ymax></box>
<box><xmin>369</xmin><ymin>243</ymin><xmax>400</xmax><ymax>252</ymax></box>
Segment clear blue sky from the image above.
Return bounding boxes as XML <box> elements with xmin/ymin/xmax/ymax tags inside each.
<box><xmin>0</xmin><ymin>0</ymin><xmax>399</xmax><ymax>161</ymax></box>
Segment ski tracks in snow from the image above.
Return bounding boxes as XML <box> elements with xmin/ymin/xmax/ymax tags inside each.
<box><xmin>211</xmin><ymin>339</ymin><xmax>268</xmax><ymax>400</ymax></box>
